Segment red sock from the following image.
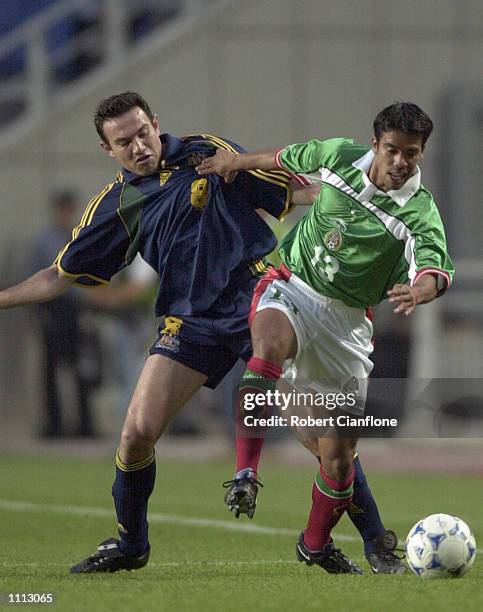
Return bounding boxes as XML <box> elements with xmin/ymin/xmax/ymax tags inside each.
<box><xmin>303</xmin><ymin>465</ymin><xmax>355</xmax><ymax>551</ymax></box>
<box><xmin>235</xmin><ymin>437</ymin><xmax>265</xmax><ymax>474</ymax></box>
<box><xmin>235</xmin><ymin>357</ymin><xmax>282</xmax><ymax>475</ymax></box>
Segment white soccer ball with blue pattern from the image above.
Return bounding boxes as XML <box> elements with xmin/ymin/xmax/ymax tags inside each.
<box><xmin>405</xmin><ymin>513</ymin><xmax>476</xmax><ymax>578</ymax></box>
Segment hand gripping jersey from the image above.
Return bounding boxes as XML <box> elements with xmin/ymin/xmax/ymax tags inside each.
<box><xmin>275</xmin><ymin>138</ymin><xmax>454</xmax><ymax>308</ymax></box>
<box><xmin>55</xmin><ymin>134</ymin><xmax>293</xmax><ymax>317</ymax></box>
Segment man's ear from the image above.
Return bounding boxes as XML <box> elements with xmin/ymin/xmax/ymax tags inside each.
<box><xmin>100</xmin><ymin>140</ymin><xmax>115</xmax><ymax>157</ymax></box>
<box><xmin>371</xmin><ymin>135</ymin><xmax>379</xmax><ymax>152</ymax></box>
<box><xmin>152</xmin><ymin>114</ymin><xmax>160</xmax><ymax>135</ymax></box>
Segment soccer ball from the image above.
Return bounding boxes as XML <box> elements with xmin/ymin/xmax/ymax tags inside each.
<box><xmin>405</xmin><ymin>513</ymin><xmax>476</xmax><ymax>578</ymax></box>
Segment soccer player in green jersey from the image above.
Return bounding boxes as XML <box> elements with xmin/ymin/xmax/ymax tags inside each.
<box><xmin>197</xmin><ymin>101</ymin><xmax>454</xmax><ymax>574</ymax></box>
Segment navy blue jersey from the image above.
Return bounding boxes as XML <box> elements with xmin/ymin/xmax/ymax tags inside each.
<box><xmin>55</xmin><ymin>133</ymin><xmax>293</xmax><ymax>316</ymax></box>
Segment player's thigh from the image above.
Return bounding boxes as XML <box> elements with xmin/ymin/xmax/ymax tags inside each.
<box><xmin>123</xmin><ymin>354</ymin><xmax>207</xmax><ymax>440</ymax></box>
<box><xmin>251</xmin><ymin>308</ymin><xmax>297</xmax><ymax>363</ymax></box>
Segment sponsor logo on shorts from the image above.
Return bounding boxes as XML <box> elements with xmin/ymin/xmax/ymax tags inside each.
<box><xmin>269</xmin><ymin>289</ymin><xmax>298</xmax><ymax>315</ymax></box>
<box><xmin>155</xmin><ymin>334</ymin><xmax>180</xmax><ymax>352</ymax></box>
<box><xmin>342</xmin><ymin>376</ymin><xmax>360</xmax><ymax>395</ymax></box>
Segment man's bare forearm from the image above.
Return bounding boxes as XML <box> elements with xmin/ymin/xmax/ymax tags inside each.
<box><xmin>387</xmin><ymin>273</ymin><xmax>438</xmax><ymax>316</ymax></box>
<box><xmin>197</xmin><ymin>148</ymin><xmax>281</xmax><ymax>176</ymax></box>
<box><xmin>229</xmin><ymin>148</ymin><xmax>280</xmax><ymax>171</ymax></box>
<box><xmin>413</xmin><ymin>273</ymin><xmax>439</xmax><ymax>304</ymax></box>
<box><xmin>290</xmin><ymin>182</ymin><xmax>321</xmax><ymax>206</ymax></box>
<box><xmin>0</xmin><ymin>265</ymin><xmax>73</xmax><ymax>309</ymax></box>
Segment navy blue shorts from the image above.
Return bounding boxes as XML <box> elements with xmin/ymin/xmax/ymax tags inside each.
<box><xmin>148</xmin><ymin>272</ymin><xmax>259</xmax><ymax>388</ymax></box>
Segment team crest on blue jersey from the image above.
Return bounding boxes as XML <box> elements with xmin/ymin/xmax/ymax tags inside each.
<box><xmin>324</xmin><ymin>229</ymin><xmax>342</xmax><ymax>251</ymax></box>
<box><xmin>159</xmin><ymin>171</ymin><xmax>172</xmax><ymax>186</ymax></box>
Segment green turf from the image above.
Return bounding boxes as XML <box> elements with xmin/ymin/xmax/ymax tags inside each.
<box><xmin>0</xmin><ymin>454</ymin><xmax>482</xmax><ymax>611</ymax></box>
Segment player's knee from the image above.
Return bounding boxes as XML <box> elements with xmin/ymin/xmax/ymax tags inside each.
<box><xmin>120</xmin><ymin>421</ymin><xmax>158</xmax><ymax>458</ymax></box>
<box><xmin>252</xmin><ymin>331</ymin><xmax>292</xmax><ymax>364</ymax></box>
<box><xmin>322</xmin><ymin>453</ymin><xmax>354</xmax><ymax>482</ymax></box>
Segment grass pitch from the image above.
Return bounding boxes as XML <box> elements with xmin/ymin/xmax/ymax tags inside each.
<box><xmin>1</xmin><ymin>453</ymin><xmax>482</xmax><ymax>612</ymax></box>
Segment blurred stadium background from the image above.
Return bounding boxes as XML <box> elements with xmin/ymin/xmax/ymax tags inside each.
<box><xmin>0</xmin><ymin>0</ymin><xmax>482</xmax><ymax>468</ymax></box>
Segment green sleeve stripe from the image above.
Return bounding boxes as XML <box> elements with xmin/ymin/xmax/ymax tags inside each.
<box><xmin>117</xmin><ymin>182</ymin><xmax>146</xmax><ymax>264</ymax></box>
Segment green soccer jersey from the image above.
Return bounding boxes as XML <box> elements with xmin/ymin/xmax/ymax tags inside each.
<box><xmin>275</xmin><ymin>138</ymin><xmax>454</xmax><ymax>308</ymax></box>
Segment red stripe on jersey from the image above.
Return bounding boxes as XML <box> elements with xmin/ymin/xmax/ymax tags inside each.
<box><xmin>274</xmin><ymin>148</ymin><xmax>285</xmax><ymax>169</ymax></box>
<box><xmin>412</xmin><ymin>267</ymin><xmax>451</xmax><ymax>289</ymax></box>
<box><xmin>290</xmin><ymin>173</ymin><xmax>310</xmax><ymax>186</ymax></box>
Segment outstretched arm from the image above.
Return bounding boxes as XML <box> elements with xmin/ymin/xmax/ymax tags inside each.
<box><xmin>290</xmin><ymin>182</ymin><xmax>321</xmax><ymax>206</ymax></box>
<box><xmin>197</xmin><ymin>148</ymin><xmax>280</xmax><ymax>176</ymax></box>
<box><xmin>387</xmin><ymin>274</ymin><xmax>438</xmax><ymax>316</ymax></box>
<box><xmin>0</xmin><ymin>265</ymin><xmax>74</xmax><ymax>310</ymax></box>
<box><xmin>198</xmin><ymin>150</ymin><xmax>320</xmax><ymax>206</ymax></box>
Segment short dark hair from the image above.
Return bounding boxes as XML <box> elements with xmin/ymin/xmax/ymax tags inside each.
<box><xmin>94</xmin><ymin>91</ymin><xmax>155</xmax><ymax>142</ymax></box>
<box><xmin>373</xmin><ymin>102</ymin><xmax>433</xmax><ymax>147</ymax></box>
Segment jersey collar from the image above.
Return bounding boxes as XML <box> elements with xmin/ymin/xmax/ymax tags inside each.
<box><xmin>159</xmin><ymin>133</ymin><xmax>183</xmax><ymax>165</ymax></box>
<box><xmin>352</xmin><ymin>149</ymin><xmax>421</xmax><ymax>207</ymax></box>
<box><xmin>121</xmin><ymin>134</ymin><xmax>183</xmax><ymax>182</ymax></box>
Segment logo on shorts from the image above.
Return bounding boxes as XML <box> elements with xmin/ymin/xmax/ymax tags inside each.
<box><xmin>270</xmin><ymin>289</ymin><xmax>298</xmax><ymax>315</ymax></box>
<box><xmin>342</xmin><ymin>376</ymin><xmax>359</xmax><ymax>395</ymax></box>
<box><xmin>324</xmin><ymin>229</ymin><xmax>342</xmax><ymax>251</ymax></box>
<box><xmin>154</xmin><ymin>316</ymin><xmax>183</xmax><ymax>352</ymax></box>
<box><xmin>155</xmin><ymin>334</ymin><xmax>180</xmax><ymax>352</ymax></box>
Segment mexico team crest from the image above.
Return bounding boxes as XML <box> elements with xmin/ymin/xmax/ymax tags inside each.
<box><xmin>324</xmin><ymin>228</ymin><xmax>342</xmax><ymax>251</ymax></box>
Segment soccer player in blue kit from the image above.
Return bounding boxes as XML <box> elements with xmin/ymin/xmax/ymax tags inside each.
<box><xmin>0</xmin><ymin>92</ymin><xmax>400</xmax><ymax>574</ymax></box>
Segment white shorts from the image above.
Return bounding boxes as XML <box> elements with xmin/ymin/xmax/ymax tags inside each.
<box><xmin>255</xmin><ymin>272</ymin><xmax>374</xmax><ymax>416</ymax></box>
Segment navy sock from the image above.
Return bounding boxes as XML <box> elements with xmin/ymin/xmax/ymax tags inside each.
<box><xmin>111</xmin><ymin>450</ymin><xmax>156</xmax><ymax>557</ymax></box>
<box><xmin>347</xmin><ymin>455</ymin><xmax>385</xmax><ymax>555</ymax></box>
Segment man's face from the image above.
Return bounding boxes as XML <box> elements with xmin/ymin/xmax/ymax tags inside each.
<box><xmin>370</xmin><ymin>130</ymin><xmax>424</xmax><ymax>192</ymax></box>
<box><xmin>100</xmin><ymin>107</ymin><xmax>162</xmax><ymax>176</ymax></box>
